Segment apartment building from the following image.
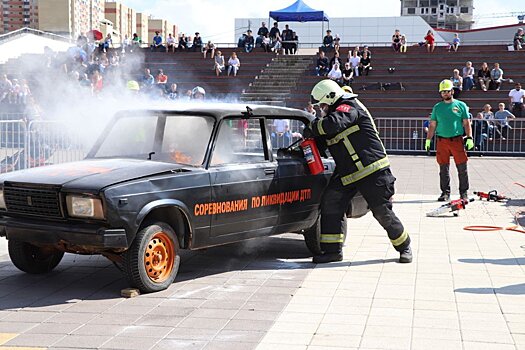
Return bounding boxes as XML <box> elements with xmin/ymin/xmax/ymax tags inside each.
<box><xmin>0</xmin><ymin>0</ymin><xmax>38</xmax><ymax>34</ymax></box>
<box><xmin>39</xmin><ymin>0</ymin><xmax>104</xmax><ymax>38</ymax></box>
<box><xmin>400</xmin><ymin>0</ymin><xmax>474</xmax><ymax>30</ymax></box>
<box><xmin>105</xmin><ymin>0</ymin><xmax>135</xmax><ymax>41</ymax></box>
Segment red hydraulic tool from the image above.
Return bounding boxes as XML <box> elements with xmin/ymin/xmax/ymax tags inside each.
<box><xmin>426</xmin><ymin>198</ymin><xmax>474</xmax><ymax>217</ymax></box>
<box><xmin>473</xmin><ymin>190</ymin><xmax>511</xmax><ymax>202</ymax></box>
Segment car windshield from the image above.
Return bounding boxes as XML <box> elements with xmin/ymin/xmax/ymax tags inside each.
<box><xmin>92</xmin><ymin>114</ymin><xmax>214</xmax><ymax>165</ymax></box>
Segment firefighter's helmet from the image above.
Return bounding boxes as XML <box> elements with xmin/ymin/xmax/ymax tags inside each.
<box><xmin>311</xmin><ymin>80</ymin><xmax>355</xmax><ymax>106</ymax></box>
<box><xmin>439</xmin><ymin>79</ymin><xmax>454</xmax><ymax>92</ymax></box>
<box><xmin>127</xmin><ymin>80</ymin><xmax>140</xmax><ymax>91</ymax></box>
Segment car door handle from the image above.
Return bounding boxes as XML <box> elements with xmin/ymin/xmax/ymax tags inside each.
<box><xmin>264</xmin><ymin>168</ymin><xmax>276</xmax><ymax>175</ymax></box>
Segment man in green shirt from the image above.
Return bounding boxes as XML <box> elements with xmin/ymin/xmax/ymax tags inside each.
<box><xmin>425</xmin><ymin>79</ymin><xmax>474</xmax><ymax>202</ymax></box>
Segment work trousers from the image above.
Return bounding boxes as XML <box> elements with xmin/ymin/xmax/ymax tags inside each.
<box><xmin>436</xmin><ymin>136</ymin><xmax>469</xmax><ymax>195</ymax></box>
<box><xmin>319</xmin><ymin>168</ymin><xmax>410</xmax><ymax>254</ymax></box>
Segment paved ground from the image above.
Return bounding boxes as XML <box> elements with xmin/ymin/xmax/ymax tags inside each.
<box><xmin>0</xmin><ymin>155</ymin><xmax>524</xmax><ymax>350</ymax></box>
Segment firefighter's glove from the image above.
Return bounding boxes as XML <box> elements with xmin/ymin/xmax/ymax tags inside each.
<box><xmin>302</xmin><ymin>126</ymin><xmax>314</xmax><ymax>139</ymax></box>
<box><xmin>424</xmin><ymin>139</ymin><xmax>431</xmax><ymax>151</ymax></box>
<box><xmin>465</xmin><ymin>137</ymin><xmax>474</xmax><ymax>150</ymax></box>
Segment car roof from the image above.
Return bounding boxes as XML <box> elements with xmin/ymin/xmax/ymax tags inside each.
<box><xmin>115</xmin><ymin>103</ymin><xmax>315</xmax><ymax>122</ymax></box>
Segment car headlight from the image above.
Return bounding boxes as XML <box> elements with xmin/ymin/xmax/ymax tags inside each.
<box><xmin>66</xmin><ymin>195</ymin><xmax>105</xmax><ymax>219</ymax></box>
<box><xmin>0</xmin><ymin>190</ymin><xmax>5</xmax><ymax>209</ymax></box>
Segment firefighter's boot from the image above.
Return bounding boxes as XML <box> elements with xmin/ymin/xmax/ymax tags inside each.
<box><xmin>438</xmin><ymin>164</ymin><xmax>450</xmax><ymax>201</ymax></box>
<box><xmin>399</xmin><ymin>246</ymin><xmax>412</xmax><ymax>263</ymax></box>
<box><xmin>313</xmin><ymin>252</ymin><xmax>343</xmax><ymax>264</ymax></box>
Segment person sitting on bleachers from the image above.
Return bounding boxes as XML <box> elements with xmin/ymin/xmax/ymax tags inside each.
<box><xmin>156</xmin><ymin>69</ymin><xmax>168</xmax><ymax>85</ymax></box>
<box><xmin>495</xmin><ymin>102</ymin><xmax>516</xmax><ymax>139</ymax></box>
<box><xmin>178</xmin><ymin>34</ymin><xmax>188</xmax><ymax>51</ymax></box>
<box><xmin>321</xmin><ymin>30</ymin><xmax>334</xmax><ymax>53</ymax></box>
<box><xmin>472</xmin><ymin>112</ymin><xmax>489</xmax><ymax>151</ymax></box>
<box><xmin>290</xmin><ymin>32</ymin><xmax>299</xmax><ymax>54</ymax></box>
<box><xmin>329</xmin><ymin>51</ymin><xmax>343</xmax><ymax>71</ymax></box>
<box><xmin>448</xmin><ymin>33</ymin><xmax>460</xmax><ymax>52</ymax></box>
<box><xmin>131</xmin><ymin>33</ymin><xmax>141</xmax><ymax>52</ymax></box>
<box><xmin>214</xmin><ymin>50</ymin><xmax>225</xmax><ymax>76</ymax></box>
<box><xmin>334</xmin><ymin>34</ymin><xmax>341</xmax><ymax>53</ymax></box>
<box><xmin>451</xmin><ymin>69</ymin><xmax>463</xmax><ymax>98</ymax></box>
<box><xmin>261</xmin><ymin>33</ymin><xmax>271</xmax><ymax>52</ymax></box>
<box><xmin>359</xmin><ymin>51</ymin><xmax>372</xmax><ymax>76</ymax></box>
<box><xmin>244</xmin><ymin>30</ymin><xmax>255</xmax><ymax>53</ymax></box>
<box><xmin>490</xmin><ymin>62</ymin><xmax>504</xmax><ymax>91</ymax></box>
<box><xmin>424</xmin><ymin>30</ymin><xmax>435</xmax><ymax>53</ymax></box>
<box><xmin>203</xmin><ymin>40</ymin><xmax>216</xmax><ymax>59</ymax></box>
<box><xmin>477</xmin><ymin>62</ymin><xmax>491</xmax><ymax>92</ymax></box>
<box><xmin>227</xmin><ymin>52</ymin><xmax>241</xmax><ymax>77</ymax></box>
<box><xmin>167</xmin><ymin>83</ymin><xmax>179</xmax><ymax>100</ymax></box>
<box><xmin>349</xmin><ymin>50</ymin><xmax>361</xmax><ymax>77</ymax></box>
<box><xmin>272</xmin><ymin>34</ymin><xmax>283</xmax><ymax>55</ymax></box>
<box><xmin>166</xmin><ymin>34</ymin><xmax>176</xmax><ymax>53</ymax></box>
<box><xmin>342</xmin><ymin>62</ymin><xmax>353</xmax><ymax>85</ymax></box>
<box><xmin>151</xmin><ymin>31</ymin><xmax>164</xmax><ymax>52</ymax></box>
<box><xmin>141</xmin><ymin>68</ymin><xmax>155</xmax><ymax>90</ymax></box>
<box><xmin>513</xmin><ymin>28</ymin><xmax>524</xmax><ymax>51</ymax></box>
<box><xmin>0</xmin><ymin>74</ymin><xmax>12</xmax><ymax>103</ymax></box>
<box><xmin>392</xmin><ymin>29</ymin><xmax>402</xmax><ymax>52</ymax></box>
<box><xmin>462</xmin><ymin>61</ymin><xmax>475</xmax><ymax>91</ymax></box>
<box><xmin>316</xmin><ymin>51</ymin><xmax>329</xmax><ymax>76</ymax></box>
<box><xmin>193</xmin><ymin>32</ymin><xmax>203</xmax><ymax>52</ymax></box>
<box><xmin>122</xmin><ymin>34</ymin><xmax>132</xmax><ymax>53</ymax></box>
<box><xmin>328</xmin><ymin>62</ymin><xmax>343</xmax><ymax>85</ymax></box>
<box><xmin>100</xmin><ymin>34</ymin><xmax>113</xmax><ymax>53</ymax></box>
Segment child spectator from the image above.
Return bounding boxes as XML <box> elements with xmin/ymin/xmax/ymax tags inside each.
<box><xmin>214</xmin><ymin>51</ymin><xmax>225</xmax><ymax>76</ymax></box>
<box><xmin>392</xmin><ymin>29</ymin><xmax>401</xmax><ymax>52</ymax></box>
<box><xmin>400</xmin><ymin>34</ymin><xmax>407</xmax><ymax>53</ymax></box>
<box><xmin>451</xmin><ymin>69</ymin><xmax>463</xmax><ymax>98</ymax></box>
<box><xmin>424</xmin><ymin>30</ymin><xmax>435</xmax><ymax>53</ymax></box>
<box><xmin>227</xmin><ymin>52</ymin><xmax>241</xmax><ymax>77</ymax></box>
<box><xmin>490</xmin><ymin>62</ymin><xmax>504</xmax><ymax>91</ymax></box>
<box><xmin>448</xmin><ymin>33</ymin><xmax>460</xmax><ymax>52</ymax></box>
<box><xmin>316</xmin><ymin>51</ymin><xmax>329</xmax><ymax>76</ymax></box>
<box><xmin>477</xmin><ymin>62</ymin><xmax>491</xmax><ymax>91</ymax></box>
<box><xmin>462</xmin><ymin>61</ymin><xmax>475</xmax><ymax>91</ymax></box>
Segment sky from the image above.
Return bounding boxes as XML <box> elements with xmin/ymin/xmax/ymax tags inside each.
<box><xmin>124</xmin><ymin>0</ymin><xmax>525</xmax><ymax>42</ymax></box>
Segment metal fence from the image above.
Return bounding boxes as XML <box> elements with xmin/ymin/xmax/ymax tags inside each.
<box><xmin>0</xmin><ymin>120</ymin><xmax>86</xmax><ymax>173</ymax></box>
<box><xmin>376</xmin><ymin>117</ymin><xmax>525</xmax><ymax>156</ymax></box>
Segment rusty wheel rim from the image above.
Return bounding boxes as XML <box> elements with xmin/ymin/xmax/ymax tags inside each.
<box><xmin>144</xmin><ymin>232</ymin><xmax>175</xmax><ymax>283</ymax></box>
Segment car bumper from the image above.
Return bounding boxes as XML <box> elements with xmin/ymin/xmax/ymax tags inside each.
<box><xmin>0</xmin><ymin>217</ymin><xmax>128</xmax><ymax>251</ymax></box>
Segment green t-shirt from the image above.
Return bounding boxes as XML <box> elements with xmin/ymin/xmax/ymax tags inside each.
<box><xmin>430</xmin><ymin>99</ymin><xmax>469</xmax><ymax>138</ymax></box>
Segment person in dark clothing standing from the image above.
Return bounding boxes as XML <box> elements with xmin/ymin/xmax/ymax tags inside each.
<box><xmin>269</xmin><ymin>22</ymin><xmax>280</xmax><ymax>45</ymax></box>
<box><xmin>281</xmin><ymin>24</ymin><xmax>294</xmax><ymax>55</ymax></box>
<box><xmin>304</xmin><ymin>80</ymin><xmax>412</xmax><ymax>264</ymax></box>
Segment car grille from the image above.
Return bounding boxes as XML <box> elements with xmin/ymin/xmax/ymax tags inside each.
<box><xmin>4</xmin><ymin>185</ymin><xmax>63</xmax><ymax>218</ymax></box>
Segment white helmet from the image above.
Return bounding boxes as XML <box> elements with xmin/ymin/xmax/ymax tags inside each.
<box><xmin>191</xmin><ymin>86</ymin><xmax>206</xmax><ymax>97</ymax></box>
<box><xmin>310</xmin><ymin>79</ymin><xmax>355</xmax><ymax>106</ymax></box>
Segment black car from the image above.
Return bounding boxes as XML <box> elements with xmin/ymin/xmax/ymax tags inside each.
<box><xmin>0</xmin><ymin>104</ymin><xmax>368</xmax><ymax>292</ymax></box>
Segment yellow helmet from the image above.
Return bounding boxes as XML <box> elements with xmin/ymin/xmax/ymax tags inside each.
<box><xmin>439</xmin><ymin>79</ymin><xmax>454</xmax><ymax>92</ymax></box>
<box><xmin>310</xmin><ymin>79</ymin><xmax>345</xmax><ymax>106</ymax></box>
<box><xmin>127</xmin><ymin>80</ymin><xmax>140</xmax><ymax>91</ymax></box>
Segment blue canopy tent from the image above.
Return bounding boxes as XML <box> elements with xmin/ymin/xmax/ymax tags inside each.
<box><xmin>269</xmin><ymin>0</ymin><xmax>329</xmax><ymax>42</ymax></box>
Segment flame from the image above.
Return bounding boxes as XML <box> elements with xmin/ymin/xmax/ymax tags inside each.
<box><xmin>171</xmin><ymin>151</ymin><xmax>192</xmax><ymax>164</ymax></box>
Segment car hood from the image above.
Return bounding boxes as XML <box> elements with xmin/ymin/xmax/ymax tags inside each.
<box><xmin>0</xmin><ymin>159</ymin><xmax>195</xmax><ymax>192</ymax></box>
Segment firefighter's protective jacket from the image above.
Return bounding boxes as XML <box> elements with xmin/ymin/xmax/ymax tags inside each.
<box><xmin>310</xmin><ymin>98</ymin><xmax>390</xmax><ymax>186</ymax></box>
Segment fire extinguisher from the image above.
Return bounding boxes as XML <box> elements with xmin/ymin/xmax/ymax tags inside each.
<box><xmin>301</xmin><ymin>138</ymin><xmax>324</xmax><ymax>175</ymax></box>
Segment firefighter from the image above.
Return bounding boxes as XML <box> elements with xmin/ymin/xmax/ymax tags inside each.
<box><xmin>305</xmin><ymin>80</ymin><xmax>412</xmax><ymax>264</ymax></box>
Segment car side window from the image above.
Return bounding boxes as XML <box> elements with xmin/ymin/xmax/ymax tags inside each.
<box><xmin>211</xmin><ymin>118</ymin><xmax>266</xmax><ymax>166</ymax></box>
<box><xmin>266</xmin><ymin>118</ymin><xmax>306</xmax><ymax>155</ymax></box>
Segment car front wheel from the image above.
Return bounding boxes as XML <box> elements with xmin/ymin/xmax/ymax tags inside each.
<box><xmin>8</xmin><ymin>240</ymin><xmax>64</xmax><ymax>274</ymax></box>
<box><xmin>123</xmin><ymin>222</ymin><xmax>180</xmax><ymax>293</ymax></box>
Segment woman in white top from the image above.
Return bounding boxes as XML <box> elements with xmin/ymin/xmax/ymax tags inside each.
<box><xmin>349</xmin><ymin>50</ymin><xmax>361</xmax><ymax>77</ymax></box>
<box><xmin>227</xmin><ymin>52</ymin><xmax>241</xmax><ymax>77</ymax></box>
<box><xmin>327</xmin><ymin>62</ymin><xmax>342</xmax><ymax>84</ymax></box>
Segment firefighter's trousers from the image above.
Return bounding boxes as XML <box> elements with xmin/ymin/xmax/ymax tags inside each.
<box><xmin>320</xmin><ymin>168</ymin><xmax>410</xmax><ymax>254</ymax></box>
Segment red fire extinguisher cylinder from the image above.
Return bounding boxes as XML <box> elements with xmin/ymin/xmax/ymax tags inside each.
<box><xmin>301</xmin><ymin>138</ymin><xmax>324</xmax><ymax>175</ymax></box>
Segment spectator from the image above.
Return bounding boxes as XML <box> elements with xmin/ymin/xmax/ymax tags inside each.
<box><xmin>100</xmin><ymin>33</ymin><xmax>113</xmax><ymax>53</ymax></box>
<box><xmin>271</xmin><ymin>118</ymin><xmax>291</xmax><ymax>148</ymax></box>
<box><xmin>321</xmin><ymin>30</ymin><xmax>334</xmax><ymax>52</ymax></box>
<box><xmin>328</xmin><ymin>62</ymin><xmax>343</xmax><ymax>84</ymax></box>
<box><xmin>237</xmin><ymin>32</ymin><xmax>246</xmax><ymax>48</ymax></box>
<box><xmin>90</xmin><ymin>70</ymin><xmax>103</xmax><ymax>95</ymax></box>
<box><xmin>0</xmin><ymin>74</ymin><xmax>12</xmax><ymax>103</ymax></box>
<box><xmin>472</xmin><ymin>112</ymin><xmax>489</xmax><ymax>151</ymax></box>
<box><xmin>214</xmin><ymin>50</ymin><xmax>225</xmax><ymax>76</ymax></box>
<box><xmin>166</xmin><ymin>34</ymin><xmax>176</xmax><ymax>53</ymax></box>
<box><xmin>359</xmin><ymin>51</ymin><xmax>372</xmax><ymax>76</ymax></box>
<box><xmin>514</xmin><ymin>28</ymin><xmax>524</xmax><ymax>51</ymax></box>
<box><xmin>257</xmin><ymin>22</ymin><xmax>269</xmax><ymax>38</ymax></box>
<box><xmin>424</xmin><ymin>30</ymin><xmax>435</xmax><ymax>53</ymax></box>
<box><xmin>362</xmin><ymin>45</ymin><xmax>371</xmax><ymax>58</ymax></box>
<box><xmin>400</xmin><ymin>34</ymin><xmax>407</xmax><ymax>53</ymax></box>
<box><xmin>290</xmin><ymin>31</ymin><xmax>299</xmax><ymax>54</ymax></box>
<box><xmin>261</xmin><ymin>33</ymin><xmax>271</xmax><ymax>52</ymax></box>
<box><xmin>131</xmin><ymin>33</ymin><xmax>141</xmax><ymax>51</ymax></box>
<box><xmin>304</xmin><ymin>102</ymin><xmax>316</xmax><ymax>117</ymax></box>
<box><xmin>342</xmin><ymin>62</ymin><xmax>353</xmax><ymax>85</ymax></box>
<box><xmin>272</xmin><ymin>34</ymin><xmax>283</xmax><ymax>55</ymax></box>
<box><xmin>227</xmin><ymin>52</ymin><xmax>241</xmax><ymax>77</ymax></box>
<box><xmin>203</xmin><ymin>40</ymin><xmax>216</xmax><ymax>59</ymax></box>
<box><xmin>281</xmin><ymin>24</ymin><xmax>294</xmax><ymax>55</ymax></box>
<box><xmin>448</xmin><ymin>33</ymin><xmax>460</xmax><ymax>52</ymax></box>
<box><xmin>151</xmin><ymin>31</ymin><xmax>164</xmax><ymax>52</ymax></box>
<box><xmin>349</xmin><ymin>50</ymin><xmax>361</xmax><ymax>77</ymax></box>
<box><xmin>269</xmin><ymin>22</ymin><xmax>280</xmax><ymax>44</ymax></box>
<box><xmin>334</xmin><ymin>34</ymin><xmax>341</xmax><ymax>53</ymax></box>
<box><xmin>509</xmin><ymin>82</ymin><xmax>525</xmax><ymax>118</ymax></box>
<box><xmin>462</xmin><ymin>61</ymin><xmax>475</xmax><ymax>91</ymax></box>
<box><xmin>477</xmin><ymin>62</ymin><xmax>491</xmax><ymax>91</ymax></box>
<box><xmin>495</xmin><ymin>102</ymin><xmax>516</xmax><ymax>139</ymax></box>
<box><xmin>167</xmin><ymin>83</ymin><xmax>179</xmax><ymax>100</ymax></box>
<box><xmin>156</xmin><ymin>69</ymin><xmax>168</xmax><ymax>85</ymax></box>
<box><xmin>392</xmin><ymin>29</ymin><xmax>402</xmax><ymax>52</ymax></box>
<box><xmin>316</xmin><ymin>51</ymin><xmax>329</xmax><ymax>76</ymax></box>
<box><xmin>451</xmin><ymin>69</ymin><xmax>463</xmax><ymax>98</ymax></box>
<box><xmin>122</xmin><ymin>34</ymin><xmax>132</xmax><ymax>53</ymax></box>
<box><xmin>191</xmin><ymin>86</ymin><xmax>206</xmax><ymax>100</ymax></box>
<box><xmin>141</xmin><ymin>68</ymin><xmax>155</xmax><ymax>90</ymax></box>
<box><xmin>192</xmin><ymin>32</ymin><xmax>203</xmax><ymax>52</ymax></box>
<box><xmin>480</xmin><ymin>104</ymin><xmax>497</xmax><ymax>140</ymax></box>
<box><xmin>178</xmin><ymin>34</ymin><xmax>188</xmax><ymax>51</ymax></box>
<box><xmin>244</xmin><ymin>30</ymin><xmax>255</xmax><ymax>53</ymax></box>
<box><xmin>329</xmin><ymin>51</ymin><xmax>343</xmax><ymax>70</ymax></box>
<box><xmin>490</xmin><ymin>62</ymin><xmax>504</xmax><ymax>91</ymax></box>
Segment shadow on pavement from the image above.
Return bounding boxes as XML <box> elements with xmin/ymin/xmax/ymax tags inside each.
<box><xmin>458</xmin><ymin>257</ymin><xmax>525</xmax><ymax>265</ymax></box>
<box><xmin>456</xmin><ymin>283</ymin><xmax>525</xmax><ymax>295</ymax></box>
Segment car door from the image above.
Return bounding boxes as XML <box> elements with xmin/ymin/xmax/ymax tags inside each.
<box><xmin>207</xmin><ymin>117</ymin><xmax>279</xmax><ymax>242</ymax></box>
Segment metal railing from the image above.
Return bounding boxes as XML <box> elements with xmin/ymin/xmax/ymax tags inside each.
<box><xmin>376</xmin><ymin>117</ymin><xmax>525</xmax><ymax>155</ymax></box>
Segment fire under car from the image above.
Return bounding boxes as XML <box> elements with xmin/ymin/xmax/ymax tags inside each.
<box><xmin>0</xmin><ymin>104</ymin><xmax>368</xmax><ymax>293</ymax></box>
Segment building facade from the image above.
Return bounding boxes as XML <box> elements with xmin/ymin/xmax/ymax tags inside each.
<box><xmin>39</xmin><ymin>0</ymin><xmax>104</xmax><ymax>38</ymax></box>
<box><xmin>136</xmin><ymin>12</ymin><xmax>148</xmax><ymax>43</ymax></box>
<box><xmin>400</xmin><ymin>0</ymin><xmax>474</xmax><ymax>30</ymax></box>
<box><xmin>0</xmin><ymin>0</ymin><xmax>38</xmax><ymax>34</ymax></box>
<box><xmin>105</xmin><ymin>0</ymin><xmax>136</xmax><ymax>42</ymax></box>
